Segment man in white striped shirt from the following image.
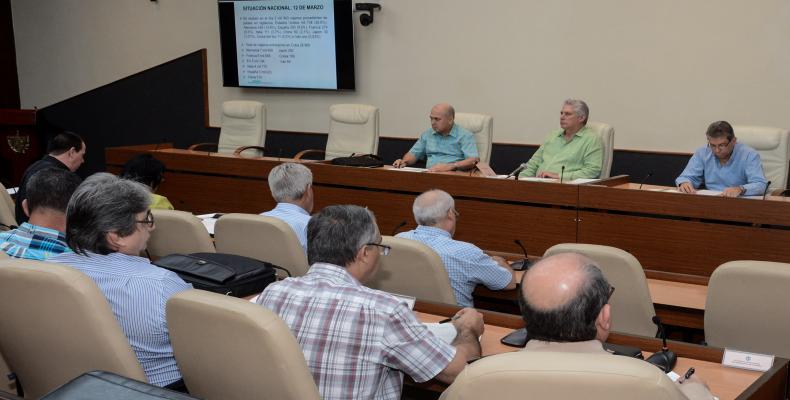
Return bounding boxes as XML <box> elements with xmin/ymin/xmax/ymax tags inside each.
<box><xmin>261</xmin><ymin>163</ymin><xmax>313</xmax><ymax>252</ymax></box>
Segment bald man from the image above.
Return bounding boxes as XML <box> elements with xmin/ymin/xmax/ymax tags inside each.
<box><xmin>519</xmin><ymin>253</ymin><xmax>714</xmax><ymax>399</ymax></box>
<box><xmin>393</xmin><ymin>103</ymin><xmax>479</xmax><ymax>172</ymax></box>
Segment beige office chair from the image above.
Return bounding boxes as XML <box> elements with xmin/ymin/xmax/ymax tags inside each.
<box><xmin>440</xmin><ymin>351</ymin><xmax>686</xmax><ymax>400</ymax></box>
<box><xmin>544</xmin><ymin>244</ymin><xmax>656</xmax><ymax>337</ymax></box>
<box><xmin>167</xmin><ymin>289</ymin><xmax>320</xmax><ymax>400</ymax></box>
<box><xmin>0</xmin><ymin>182</ymin><xmax>16</xmax><ymax>230</ymax></box>
<box><xmin>0</xmin><ymin>259</ymin><xmax>146</xmax><ymax>398</ymax></box>
<box><xmin>365</xmin><ymin>236</ymin><xmax>457</xmax><ymax>304</ymax></box>
<box><xmin>705</xmin><ymin>260</ymin><xmax>790</xmax><ymax>358</ymax></box>
<box><xmin>734</xmin><ymin>125</ymin><xmax>789</xmax><ymax>190</ymax></box>
<box><xmin>295</xmin><ymin>104</ymin><xmax>380</xmax><ymax>160</ymax></box>
<box><xmin>455</xmin><ymin>112</ymin><xmax>493</xmax><ymax>164</ymax></box>
<box><xmin>147</xmin><ymin>209</ymin><xmax>215</xmax><ymax>259</ymax></box>
<box><xmin>0</xmin><ymin>252</ymin><xmax>7</xmax><ymax>259</ymax></box>
<box><xmin>214</xmin><ymin>213</ymin><xmax>310</xmax><ymax>277</ymax></box>
<box><xmin>586</xmin><ymin>121</ymin><xmax>615</xmax><ymax>178</ymax></box>
<box><xmin>0</xmin><ymin>353</ymin><xmax>12</xmax><ymax>393</ymax></box>
<box><xmin>189</xmin><ymin>100</ymin><xmax>267</xmax><ymax>157</ymax></box>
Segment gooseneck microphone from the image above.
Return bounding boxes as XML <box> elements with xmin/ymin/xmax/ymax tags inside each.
<box><xmin>645</xmin><ymin>316</ymin><xmax>677</xmax><ymax>372</ymax></box>
<box><xmin>390</xmin><ymin>220</ymin><xmax>407</xmax><ymax>236</ymax></box>
<box><xmin>506</xmin><ymin>163</ymin><xmax>527</xmax><ymax>180</ymax></box>
<box><xmin>761</xmin><ymin>181</ymin><xmax>772</xmax><ymax>200</ymax></box>
<box><xmin>559</xmin><ymin>165</ymin><xmax>565</xmax><ymax>184</ymax></box>
<box><xmin>638</xmin><ymin>171</ymin><xmax>654</xmax><ymax>190</ymax></box>
<box><xmin>511</xmin><ymin>239</ymin><xmax>533</xmax><ymax>271</ymax></box>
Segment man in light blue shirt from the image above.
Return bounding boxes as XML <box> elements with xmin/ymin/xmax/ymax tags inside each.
<box><xmin>261</xmin><ymin>163</ymin><xmax>313</xmax><ymax>252</ymax></box>
<box><xmin>393</xmin><ymin>103</ymin><xmax>479</xmax><ymax>172</ymax></box>
<box><xmin>676</xmin><ymin>121</ymin><xmax>767</xmax><ymax>197</ymax></box>
<box><xmin>396</xmin><ymin>189</ymin><xmax>516</xmax><ymax>307</ymax></box>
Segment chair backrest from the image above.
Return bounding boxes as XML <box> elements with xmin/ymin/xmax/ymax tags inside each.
<box><xmin>440</xmin><ymin>351</ymin><xmax>686</xmax><ymax>400</ymax></box>
<box><xmin>544</xmin><ymin>243</ymin><xmax>656</xmax><ymax>337</ymax></box>
<box><xmin>218</xmin><ymin>100</ymin><xmax>266</xmax><ymax>157</ymax></box>
<box><xmin>734</xmin><ymin>125</ymin><xmax>790</xmax><ymax>189</ymax></box>
<box><xmin>454</xmin><ymin>113</ymin><xmax>493</xmax><ymax>164</ymax></box>
<box><xmin>214</xmin><ymin>213</ymin><xmax>310</xmax><ymax>277</ymax></box>
<box><xmin>705</xmin><ymin>260</ymin><xmax>790</xmax><ymax>358</ymax></box>
<box><xmin>585</xmin><ymin>121</ymin><xmax>615</xmax><ymax>178</ymax></box>
<box><xmin>325</xmin><ymin>104</ymin><xmax>380</xmax><ymax>160</ymax></box>
<box><xmin>147</xmin><ymin>209</ymin><xmax>215</xmax><ymax>259</ymax></box>
<box><xmin>365</xmin><ymin>236</ymin><xmax>456</xmax><ymax>304</ymax></box>
<box><xmin>0</xmin><ymin>259</ymin><xmax>146</xmax><ymax>398</ymax></box>
<box><xmin>0</xmin><ymin>252</ymin><xmax>7</xmax><ymax>259</ymax></box>
<box><xmin>167</xmin><ymin>289</ymin><xmax>320</xmax><ymax>400</ymax></box>
<box><xmin>0</xmin><ymin>182</ymin><xmax>16</xmax><ymax>229</ymax></box>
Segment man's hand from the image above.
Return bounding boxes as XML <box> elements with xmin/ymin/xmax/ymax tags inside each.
<box><xmin>677</xmin><ymin>182</ymin><xmax>696</xmax><ymax>194</ymax></box>
<box><xmin>451</xmin><ymin>307</ymin><xmax>485</xmax><ymax>338</ymax></box>
<box><xmin>428</xmin><ymin>163</ymin><xmax>456</xmax><ymax>173</ymax></box>
<box><xmin>537</xmin><ymin>171</ymin><xmax>559</xmax><ymax>179</ymax></box>
<box><xmin>393</xmin><ymin>159</ymin><xmax>407</xmax><ymax>168</ymax></box>
<box><xmin>721</xmin><ymin>186</ymin><xmax>744</xmax><ymax>198</ymax></box>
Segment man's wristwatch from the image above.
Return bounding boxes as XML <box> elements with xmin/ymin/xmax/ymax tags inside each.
<box><xmin>739</xmin><ymin>185</ymin><xmax>746</xmax><ymax>195</ymax></box>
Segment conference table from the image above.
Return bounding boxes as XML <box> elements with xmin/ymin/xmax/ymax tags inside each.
<box><xmin>411</xmin><ymin>300</ymin><xmax>788</xmax><ymax>400</ymax></box>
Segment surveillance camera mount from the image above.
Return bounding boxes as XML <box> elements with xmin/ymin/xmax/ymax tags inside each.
<box><xmin>355</xmin><ymin>3</ymin><xmax>381</xmax><ymax>26</ymax></box>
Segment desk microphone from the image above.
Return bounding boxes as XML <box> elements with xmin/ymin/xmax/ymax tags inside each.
<box><xmin>762</xmin><ymin>180</ymin><xmax>772</xmax><ymax>200</ymax></box>
<box><xmin>506</xmin><ymin>163</ymin><xmax>527</xmax><ymax>180</ymax></box>
<box><xmin>390</xmin><ymin>220</ymin><xmax>407</xmax><ymax>236</ymax></box>
<box><xmin>638</xmin><ymin>171</ymin><xmax>654</xmax><ymax>190</ymax></box>
<box><xmin>645</xmin><ymin>316</ymin><xmax>677</xmax><ymax>373</ymax></box>
<box><xmin>559</xmin><ymin>165</ymin><xmax>565</xmax><ymax>184</ymax></box>
<box><xmin>511</xmin><ymin>239</ymin><xmax>533</xmax><ymax>271</ymax></box>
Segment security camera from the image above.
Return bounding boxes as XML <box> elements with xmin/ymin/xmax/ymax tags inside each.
<box><xmin>355</xmin><ymin>3</ymin><xmax>381</xmax><ymax>26</ymax></box>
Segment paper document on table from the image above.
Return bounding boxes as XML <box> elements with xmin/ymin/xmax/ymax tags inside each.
<box><xmin>519</xmin><ymin>177</ymin><xmax>558</xmax><ymax>183</ymax></box>
<box><xmin>196</xmin><ymin>213</ymin><xmax>220</xmax><ymax>235</ymax></box>
<box><xmin>695</xmin><ymin>190</ymin><xmax>722</xmax><ymax>196</ymax></box>
<box><xmin>6</xmin><ymin>187</ymin><xmax>18</xmax><ymax>195</ymax></box>
<box><xmin>567</xmin><ymin>178</ymin><xmax>599</xmax><ymax>185</ymax></box>
<box><xmin>484</xmin><ymin>175</ymin><xmax>511</xmax><ymax>179</ymax></box>
<box><xmin>666</xmin><ymin>371</ymin><xmax>680</xmax><ymax>382</ymax></box>
<box><xmin>424</xmin><ymin>322</ymin><xmax>458</xmax><ymax>344</ymax></box>
<box><xmin>390</xmin><ymin>167</ymin><xmax>426</xmax><ymax>172</ymax></box>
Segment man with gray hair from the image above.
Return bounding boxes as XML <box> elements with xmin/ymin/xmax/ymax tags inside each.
<box><xmin>520</xmin><ymin>99</ymin><xmax>603</xmax><ymax>180</ymax></box>
<box><xmin>261</xmin><ymin>162</ymin><xmax>314</xmax><ymax>251</ymax></box>
<box><xmin>258</xmin><ymin>205</ymin><xmax>484</xmax><ymax>400</ymax></box>
<box><xmin>519</xmin><ymin>252</ymin><xmax>714</xmax><ymax>399</ymax></box>
<box><xmin>397</xmin><ymin>189</ymin><xmax>516</xmax><ymax>307</ymax></box>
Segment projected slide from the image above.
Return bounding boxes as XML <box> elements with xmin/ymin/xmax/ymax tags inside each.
<box><xmin>233</xmin><ymin>0</ymin><xmax>337</xmax><ymax>89</ymax></box>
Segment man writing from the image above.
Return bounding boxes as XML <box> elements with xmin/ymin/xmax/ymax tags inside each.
<box><xmin>393</xmin><ymin>103</ymin><xmax>479</xmax><ymax>172</ymax></box>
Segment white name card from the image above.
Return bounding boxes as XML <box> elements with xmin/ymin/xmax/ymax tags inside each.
<box><xmin>722</xmin><ymin>348</ymin><xmax>774</xmax><ymax>372</ymax></box>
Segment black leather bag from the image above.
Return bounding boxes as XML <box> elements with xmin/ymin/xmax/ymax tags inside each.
<box><xmin>330</xmin><ymin>154</ymin><xmax>384</xmax><ymax>168</ymax></box>
<box><xmin>154</xmin><ymin>252</ymin><xmax>277</xmax><ymax>297</ymax></box>
<box><xmin>41</xmin><ymin>371</ymin><xmax>197</xmax><ymax>400</ymax></box>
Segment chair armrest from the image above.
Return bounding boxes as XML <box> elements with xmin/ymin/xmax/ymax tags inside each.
<box><xmin>233</xmin><ymin>145</ymin><xmax>267</xmax><ymax>157</ymax></box>
<box><xmin>187</xmin><ymin>143</ymin><xmax>217</xmax><ymax>152</ymax></box>
<box><xmin>294</xmin><ymin>149</ymin><xmax>326</xmax><ymax>160</ymax></box>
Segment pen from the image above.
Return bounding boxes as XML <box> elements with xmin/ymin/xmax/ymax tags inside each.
<box><xmin>678</xmin><ymin>367</ymin><xmax>695</xmax><ymax>384</ymax></box>
<box><xmin>439</xmin><ymin>314</ymin><xmax>461</xmax><ymax>324</ymax></box>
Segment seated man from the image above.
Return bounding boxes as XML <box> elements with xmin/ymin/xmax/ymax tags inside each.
<box><xmin>50</xmin><ymin>173</ymin><xmax>191</xmax><ymax>391</ymax></box>
<box><xmin>520</xmin><ymin>99</ymin><xmax>603</xmax><ymax>180</ymax></box>
<box><xmin>258</xmin><ymin>204</ymin><xmax>484</xmax><ymax>400</ymax></box>
<box><xmin>519</xmin><ymin>252</ymin><xmax>714</xmax><ymax>399</ymax></box>
<box><xmin>676</xmin><ymin>120</ymin><xmax>767</xmax><ymax>197</ymax></box>
<box><xmin>260</xmin><ymin>163</ymin><xmax>313</xmax><ymax>252</ymax></box>
<box><xmin>396</xmin><ymin>189</ymin><xmax>516</xmax><ymax>307</ymax></box>
<box><xmin>0</xmin><ymin>168</ymin><xmax>81</xmax><ymax>260</ymax></box>
<box><xmin>15</xmin><ymin>131</ymin><xmax>86</xmax><ymax>224</ymax></box>
<box><xmin>393</xmin><ymin>103</ymin><xmax>479</xmax><ymax>172</ymax></box>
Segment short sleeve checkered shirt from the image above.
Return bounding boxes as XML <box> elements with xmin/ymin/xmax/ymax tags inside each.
<box><xmin>258</xmin><ymin>262</ymin><xmax>455</xmax><ymax>400</ymax></box>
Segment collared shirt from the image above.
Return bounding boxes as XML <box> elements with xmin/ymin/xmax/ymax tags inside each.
<box><xmin>675</xmin><ymin>142</ymin><xmax>767</xmax><ymax>196</ymax></box>
<box><xmin>0</xmin><ymin>222</ymin><xmax>71</xmax><ymax>260</ymax></box>
<box><xmin>15</xmin><ymin>155</ymin><xmax>71</xmax><ymax>224</ymax></box>
<box><xmin>261</xmin><ymin>202</ymin><xmax>310</xmax><ymax>252</ymax></box>
<box><xmin>396</xmin><ymin>226</ymin><xmax>512</xmax><ymax>307</ymax></box>
<box><xmin>257</xmin><ymin>262</ymin><xmax>455</xmax><ymax>400</ymax></box>
<box><xmin>408</xmin><ymin>124</ymin><xmax>479</xmax><ymax>169</ymax></box>
<box><xmin>49</xmin><ymin>251</ymin><xmax>192</xmax><ymax>387</ymax></box>
<box><xmin>521</xmin><ymin>126</ymin><xmax>603</xmax><ymax>180</ymax></box>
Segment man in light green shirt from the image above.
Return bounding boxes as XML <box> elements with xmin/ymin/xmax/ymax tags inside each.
<box><xmin>520</xmin><ymin>99</ymin><xmax>603</xmax><ymax>180</ymax></box>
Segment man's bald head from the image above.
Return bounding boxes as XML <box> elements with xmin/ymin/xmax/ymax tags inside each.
<box><xmin>429</xmin><ymin>103</ymin><xmax>455</xmax><ymax>134</ymax></box>
<box><xmin>519</xmin><ymin>252</ymin><xmax>612</xmax><ymax>342</ymax></box>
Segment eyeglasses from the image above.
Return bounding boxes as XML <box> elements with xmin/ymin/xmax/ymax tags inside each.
<box><xmin>451</xmin><ymin>208</ymin><xmax>460</xmax><ymax>218</ymax></box>
<box><xmin>607</xmin><ymin>286</ymin><xmax>616</xmax><ymax>302</ymax></box>
<box><xmin>708</xmin><ymin>140</ymin><xmax>732</xmax><ymax>151</ymax></box>
<box><xmin>366</xmin><ymin>242</ymin><xmax>391</xmax><ymax>256</ymax></box>
<box><xmin>136</xmin><ymin>210</ymin><xmax>155</xmax><ymax>228</ymax></box>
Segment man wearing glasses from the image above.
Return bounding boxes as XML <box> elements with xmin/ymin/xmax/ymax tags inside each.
<box><xmin>676</xmin><ymin>121</ymin><xmax>767</xmax><ymax>197</ymax></box>
<box><xmin>397</xmin><ymin>189</ymin><xmax>516</xmax><ymax>307</ymax></box>
<box><xmin>257</xmin><ymin>205</ymin><xmax>485</xmax><ymax>400</ymax></box>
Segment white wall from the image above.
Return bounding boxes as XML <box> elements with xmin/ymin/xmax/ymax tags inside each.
<box><xmin>11</xmin><ymin>0</ymin><xmax>790</xmax><ymax>152</ymax></box>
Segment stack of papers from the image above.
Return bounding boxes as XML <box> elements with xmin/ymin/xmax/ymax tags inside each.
<box><xmin>196</xmin><ymin>213</ymin><xmax>220</xmax><ymax>235</ymax></box>
<box><xmin>423</xmin><ymin>322</ymin><xmax>458</xmax><ymax>344</ymax></box>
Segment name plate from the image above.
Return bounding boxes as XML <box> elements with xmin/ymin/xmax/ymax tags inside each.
<box><xmin>722</xmin><ymin>348</ymin><xmax>774</xmax><ymax>372</ymax></box>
